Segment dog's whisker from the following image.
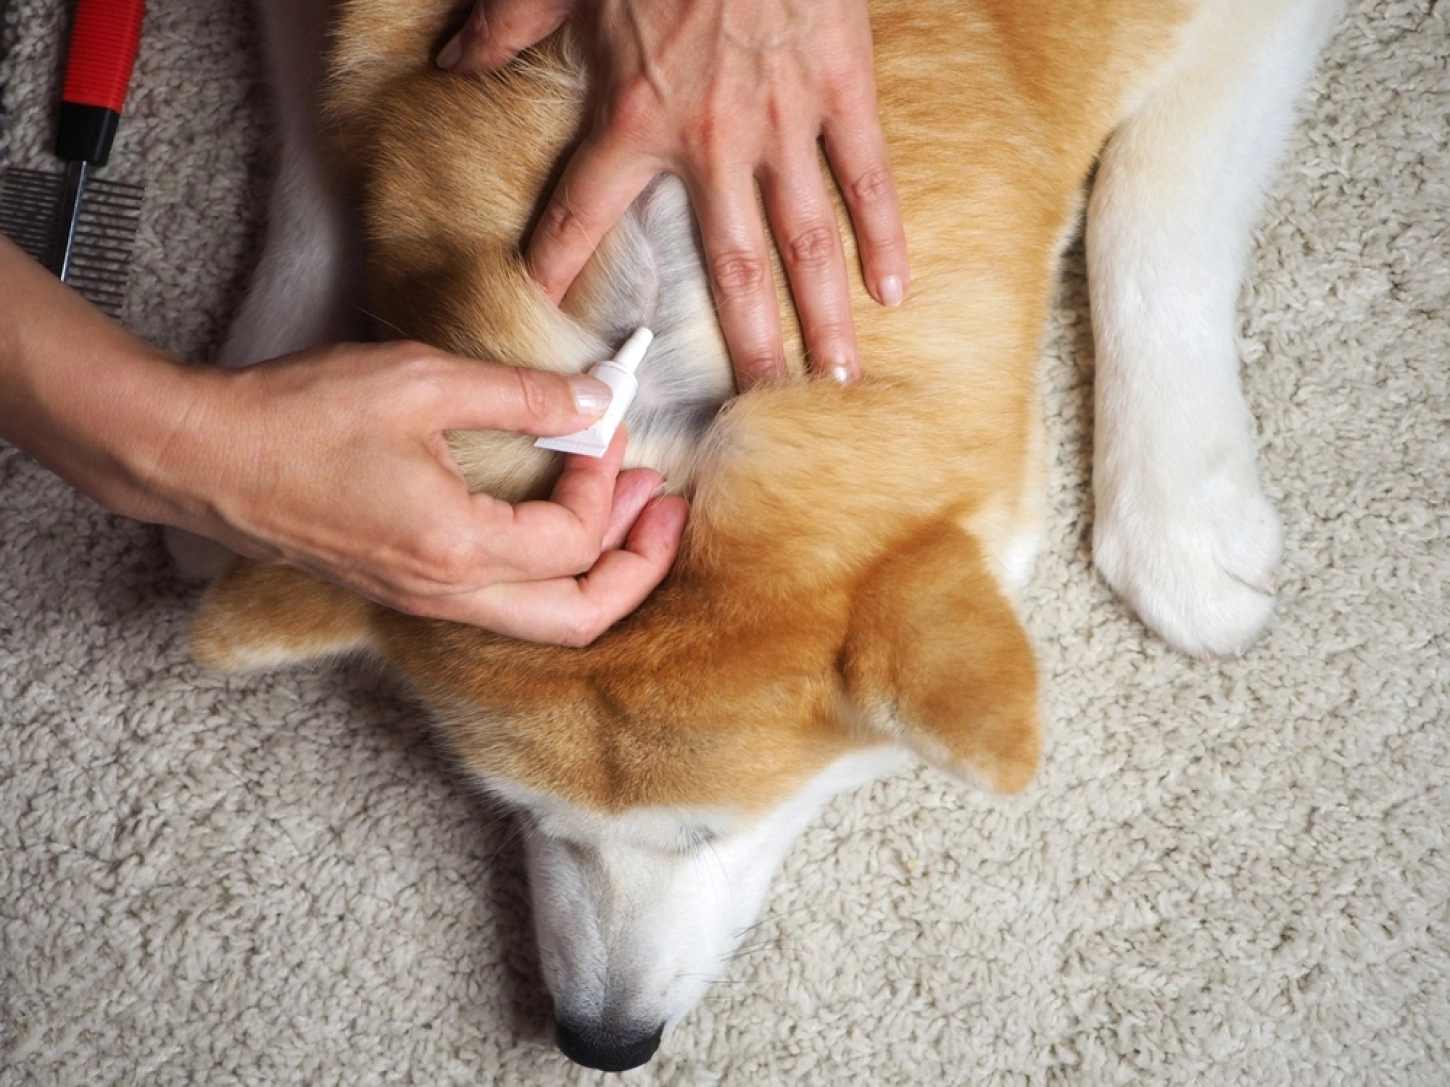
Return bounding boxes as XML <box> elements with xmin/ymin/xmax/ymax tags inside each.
<box><xmin>486</xmin><ymin>822</ymin><xmax>527</xmax><ymax>867</ymax></box>
<box><xmin>732</xmin><ymin>903</ymin><xmax>818</xmax><ymax>942</ymax></box>
<box><xmin>726</xmin><ymin>940</ymin><xmax>781</xmax><ymax>962</ymax></box>
<box><xmin>352</xmin><ymin>304</ymin><xmax>408</xmax><ymax>340</ymax></box>
<box><xmin>703</xmin><ymin>840</ymin><xmax>732</xmax><ymax>891</ymax></box>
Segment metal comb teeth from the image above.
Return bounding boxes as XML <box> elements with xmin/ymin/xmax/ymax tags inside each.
<box><xmin>0</xmin><ymin>165</ymin><xmax>143</xmax><ymax>319</ymax></box>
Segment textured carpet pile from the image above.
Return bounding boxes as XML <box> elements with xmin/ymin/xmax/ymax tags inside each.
<box><xmin>1</xmin><ymin>1</ymin><xmax>1446</xmax><ymax>1083</ymax></box>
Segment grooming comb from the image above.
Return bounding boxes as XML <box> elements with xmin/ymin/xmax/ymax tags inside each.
<box><xmin>0</xmin><ymin>0</ymin><xmax>146</xmax><ymax>318</ymax></box>
<box><xmin>0</xmin><ymin>166</ymin><xmax>143</xmax><ymax>316</ymax></box>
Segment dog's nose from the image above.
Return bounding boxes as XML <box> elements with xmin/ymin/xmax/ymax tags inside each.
<box><xmin>554</xmin><ymin>1018</ymin><xmax>664</xmax><ymax>1072</ymax></box>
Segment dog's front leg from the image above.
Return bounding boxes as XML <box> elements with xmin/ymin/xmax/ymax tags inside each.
<box><xmin>220</xmin><ymin>0</ymin><xmax>365</xmax><ymax>367</ymax></box>
<box><xmin>169</xmin><ymin>0</ymin><xmax>365</xmax><ymax>579</ymax></box>
<box><xmin>1086</xmin><ymin>0</ymin><xmax>1342</xmax><ymax>658</ymax></box>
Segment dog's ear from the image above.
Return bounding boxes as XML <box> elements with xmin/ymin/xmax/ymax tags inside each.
<box><xmin>190</xmin><ymin>559</ymin><xmax>376</xmax><ymax>672</ymax></box>
<box><xmin>839</xmin><ymin>521</ymin><xmax>1041</xmax><ymax>794</ymax></box>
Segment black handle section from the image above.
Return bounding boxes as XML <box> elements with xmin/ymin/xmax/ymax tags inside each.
<box><xmin>56</xmin><ymin>102</ymin><xmax>121</xmax><ymax>166</ymax></box>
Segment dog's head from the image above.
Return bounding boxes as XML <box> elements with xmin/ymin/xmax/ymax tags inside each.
<box><xmin>493</xmin><ymin>745</ymin><xmax>910</xmax><ymax>1071</ymax></box>
<box><xmin>193</xmin><ymin>503</ymin><xmax>1039</xmax><ymax>1070</ymax></box>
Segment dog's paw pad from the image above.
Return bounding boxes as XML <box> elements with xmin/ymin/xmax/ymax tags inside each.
<box><xmin>1094</xmin><ymin>470</ymin><xmax>1283</xmax><ymax>658</ymax></box>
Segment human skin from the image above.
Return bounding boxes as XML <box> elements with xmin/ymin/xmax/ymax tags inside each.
<box><xmin>0</xmin><ymin>236</ymin><xmax>688</xmax><ymax>645</ymax></box>
<box><xmin>439</xmin><ymin>0</ymin><xmax>910</xmax><ymax>387</ymax></box>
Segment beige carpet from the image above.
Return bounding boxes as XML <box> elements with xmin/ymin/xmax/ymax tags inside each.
<box><xmin>2</xmin><ymin>1</ymin><xmax>1446</xmax><ymax>1083</ymax></box>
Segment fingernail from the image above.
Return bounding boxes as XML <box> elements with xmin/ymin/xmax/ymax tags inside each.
<box><xmin>569</xmin><ymin>375</ymin><xmax>613</xmax><ymax>416</ymax></box>
<box><xmin>878</xmin><ymin>275</ymin><xmax>904</xmax><ymax>308</ymax></box>
<box><xmin>437</xmin><ymin>33</ymin><xmax>463</xmax><ymax>69</ymax></box>
<box><xmin>829</xmin><ymin>364</ymin><xmax>854</xmax><ymax>386</ymax></box>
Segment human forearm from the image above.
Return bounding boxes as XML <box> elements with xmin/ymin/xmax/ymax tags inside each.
<box><xmin>0</xmin><ymin>234</ymin><xmax>205</xmax><ymax>526</ymax></box>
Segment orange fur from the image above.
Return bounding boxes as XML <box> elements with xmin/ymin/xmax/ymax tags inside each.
<box><xmin>194</xmin><ymin>0</ymin><xmax>1198</xmax><ymax>812</ymax></box>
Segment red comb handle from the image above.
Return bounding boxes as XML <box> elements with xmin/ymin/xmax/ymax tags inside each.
<box><xmin>56</xmin><ymin>0</ymin><xmax>146</xmax><ymax>166</ymax></box>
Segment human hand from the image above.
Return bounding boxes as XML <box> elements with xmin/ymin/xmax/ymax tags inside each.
<box><xmin>0</xmin><ymin>238</ymin><xmax>686</xmax><ymax>647</ymax></box>
<box><xmin>439</xmin><ymin>0</ymin><xmax>909</xmax><ymax>388</ymax></box>
<box><xmin>160</xmin><ymin>342</ymin><xmax>689</xmax><ymax>645</ymax></box>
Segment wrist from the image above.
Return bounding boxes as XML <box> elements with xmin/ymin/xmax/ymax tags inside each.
<box><xmin>96</xmin><ymin>356</ymin><xmax>229</xmax><ymax>527</ymax></box>
<box><xmin>14</xmin><ymin>338</ymin><xmax>207</xmax><ymax>526</ymax></box>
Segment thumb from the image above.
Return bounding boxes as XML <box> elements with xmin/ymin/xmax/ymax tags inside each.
<box><xmin>438</xmin><ymin>0</ymin><xmax>575</xmax><ymax>73</ymax></box>
<box><xmin>433</xmin><ymin>359</ymin><xmax>614</xmax><ymax>437</ymax></box>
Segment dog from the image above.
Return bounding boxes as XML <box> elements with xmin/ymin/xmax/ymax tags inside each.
<box><xmin>184</xmin><ymin>0</ymin><xmax>1342</xmax><ymax>1070</ymax></box>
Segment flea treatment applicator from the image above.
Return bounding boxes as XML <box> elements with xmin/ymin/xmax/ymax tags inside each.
<box><xmin>536</xmin><ymin>327</ymin><xmax>653</xmax><ymax>458</ymax></box>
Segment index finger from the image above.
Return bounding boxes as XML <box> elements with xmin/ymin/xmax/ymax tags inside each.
<box><xmin>439</xmin><ymin>0</ymin><xmax>573</xmax><ymax>73</ymax></box>
<box><xmin>526</xmin><ymin>133</ymin><xmax>661</xmax><ymax>304</ymax></box>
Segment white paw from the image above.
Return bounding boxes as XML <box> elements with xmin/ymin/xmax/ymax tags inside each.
<box><xmin>1093</xmin><ymin>465</ymin><xmax>1283</xmax><ymax>658</ymax></box>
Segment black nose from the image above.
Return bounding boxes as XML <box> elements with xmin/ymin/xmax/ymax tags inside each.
<box><xmin>554</xmin><ymin>1018</ymin><xmax>664</xmax><ymax>1072</ymax></box>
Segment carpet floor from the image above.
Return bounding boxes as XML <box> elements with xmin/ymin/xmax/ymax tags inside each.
<box><xmin>2</xmin><ymin>1</ymin><xmax>1446</xmax><ymax>1083</ymax></box>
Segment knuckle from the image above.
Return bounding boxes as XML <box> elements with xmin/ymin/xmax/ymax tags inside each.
<box><xmin>388</xmin><ymin>341</ymin><xmax>443</xmax><ymax>378</ymax></box>
<box><xmin>710</xmin><ymin>250</ymin><xmax>769</xmax><ymax>301</ymax></box>
<box><xmin>538</xmin><ymin>196</ymin><xmax>584</xmax><ymax>244</ymax></box>
<box><xmin>785</xmin><ymin>223</ymin><xmax>839</xmax><ymax>271</ymax></box>
<box><xmin>735</xmin><ymin>351</ymin><xmax>786</xmax><ymax>385</ymax></box>
<box><xmin>390</xmin><ymin>347</ymin><xmax>451</xmax><ymax>407</ymax></box>
<box><xmin>386</xmin><ymin>339</ymin><xmax>433</xmax><ymax>367</ymax></box>
<box><xmin>679</xmin><ymin>99</ymin><xmax>754</xmax><ymax>184</ymax></box>
<box><xmin>560</xmin><ymin>606</ymin><xmax>608</xmax><ymax>647</ymax></box>
<box><xmin>414</xmin><ymin>527</ymin><xmax>479</xmax><ymax>586</ymax></box>
<box><xmin>850</xmin><ymin>166</ymin><xmax>895</xmax><ymax>210</ymax></box>
<box><xmin>680</xmin><ymin>106</ymin><xmax>733</xmax><ymax>165</ymax></box>
<box><xmin>512</xmin><ymin>367</ymin><xmax>559</xmax><ymax>424</ymax></box>
<box><xmin>679</xmin><ymin>124</ymin><xmax>716</xmax><ymax>165</ymax></box>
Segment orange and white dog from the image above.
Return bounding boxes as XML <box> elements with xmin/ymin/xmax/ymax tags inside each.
<box><xmin>185</xmin><ymin>0</ymin><xmax>1341</xmax><ymax>1070</ymax></box>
